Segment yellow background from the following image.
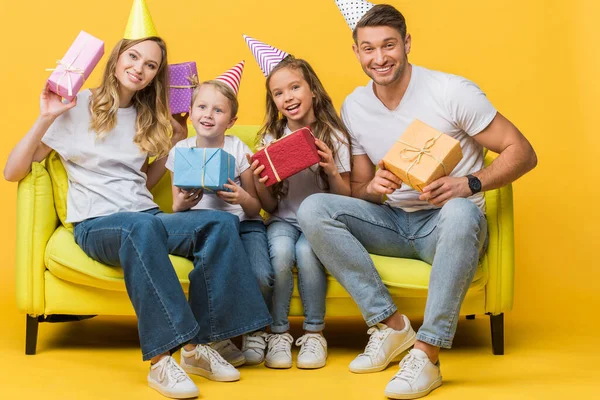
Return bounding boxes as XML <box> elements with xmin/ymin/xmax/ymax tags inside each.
<box><xmin>0</xmin><ymin>0</ymin><xmax>598</xmax><ymax>398</ymax></box>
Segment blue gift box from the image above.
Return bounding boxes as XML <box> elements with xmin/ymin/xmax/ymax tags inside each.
<box><xmin>173</xmin><ymin>148</ymin><xmax>236</xmax><ymax>192</ymax></box>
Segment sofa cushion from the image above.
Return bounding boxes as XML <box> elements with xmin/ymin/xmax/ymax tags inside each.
<box><xmin>45</xmin><ymin>226</ymin><xmax>487</xmax><ymax>296</ymax></box>
<box><xmin>46</xmin><ymin>150</ymin><xmax>73</xmax><ymax>231</ymax></box>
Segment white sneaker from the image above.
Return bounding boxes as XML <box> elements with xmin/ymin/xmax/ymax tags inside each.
<box><xmin>265</xmin><ymin>333</ymin><xmax>293</xmax><ymax>369</ymax></box>
<box><xmin>210</xmin><ymin>339</ymin><xmax>246</xmax><ymax>367</ymax></box>
<box><xmin>241</xmin><ymin>331</ymin><xmax>268</xmax><ymax>366</ymax></box>
<box><xmin>384</xmin><ymin>349</ymin><xmax>442</xmax><ymax>399</ymax></box>
<box><xmin>349</xmin><ymin>315</ymin><xmax>416</xmax><ymax>374</ymax></box>
<box><xmin>147</xmin><ymin>355</ymin><xmax>199</xmax><ymax>399</ymax></box>
<box><xmin>296</xmin><ymin>333</ymin><xmax>327</xmax><ymax>369</ymax></box>
<box><xmin>180</xmin><ymin>344</ymin><xmax>240</xmax><ymax>382</ymax></box>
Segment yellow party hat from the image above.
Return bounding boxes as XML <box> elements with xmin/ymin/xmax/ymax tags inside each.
<box><xmin>123</xmin><ymin>0</ymin><xmax>158</xmax><ymax>39</ymax></box>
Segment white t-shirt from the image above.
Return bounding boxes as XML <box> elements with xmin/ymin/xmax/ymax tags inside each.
<box><xmin>341</xmin><ymin>65</ymin><xmax>497</xmax><ymax>213</ymax></box>
<box><xmin>166</xmin><ymin>135</ymin><xmax>261</xmax><ymax>222</ymax></box>
<box><xmin>265</xmin><ymin>126</ymin><xmax>351</xmax><ymax>229</ymax></box>
<box><xmin>41</xmin><ymin>90</ymin><xmax>158</xmax><ymax>223</ymax></box>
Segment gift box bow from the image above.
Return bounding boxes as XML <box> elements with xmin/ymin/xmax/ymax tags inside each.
<box><xmin>169</xmin><ymin>64</ymin><xmax>199</xmax><ymax>90</ymax></box>
<box><xmin>396</xmin><ymin>132</ymin><xmax>449</xmax><ymax>189</ymax></box>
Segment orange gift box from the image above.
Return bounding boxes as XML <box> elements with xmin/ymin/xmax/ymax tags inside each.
<box><xmin>382</xmin><ymin>120</ymin><xmax>463</xmax><ymax>192</ymax></box>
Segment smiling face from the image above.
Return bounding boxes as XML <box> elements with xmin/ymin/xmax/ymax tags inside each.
<box><xmin>114</xmin><ymin>40</ymin><xmax>162</xmax><ymax>96</ymax></box>
<box><xmin>190</xmin><ymin>83</ymin><xmax>237</xmax><ymax>142</ymax></box>
<box><xmin>268</xmin><ymin>66</ymin><xmax>316</xmax><ymax>131</ymax></box>
<box><xmin>353</xmin><ymin>25</ymin><xmax>411</xmax><ymax>87</ymax></box>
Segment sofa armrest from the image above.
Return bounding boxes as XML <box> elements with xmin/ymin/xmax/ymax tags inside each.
<box><xmin>15</xmin><ymin>162</ymin><xmax>59</xmax><ymax>315</ymax></box>
<box><xmin>482</xmin><ymin>157</ymin><xmax>516</xmax><ymax>315</ymax></box>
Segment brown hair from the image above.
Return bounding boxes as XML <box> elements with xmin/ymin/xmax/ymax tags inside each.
<box><xmin>353</xmin><ymin>4</ymin><xmax>407</xmax><ymax>43</ymax></box>
<box><xmin>190</xmin><ymin>80</ymin><xmax>239</xmax><ymax>119</ymax></box>
<box><xmin>90</xmin><ymin>37</ymin><xmax>172</xmax><ymax>158</ymax></box>
<box><xmin>257</xmin><ymin>55</ymin><xmax>352</xmax><ymax>199</ymax></box>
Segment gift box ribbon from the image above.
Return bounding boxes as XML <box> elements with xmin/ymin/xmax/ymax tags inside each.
<box><xmin>198</xmin><ymin>148</ymin><xmax>231</xmax><ymax>192</ymax></box>
<box><xmin>397</xmin><ymin>132</ymin><xmax>448</xmax><ymax>188</ymax></box>
<box><xmin>170</xmin><ymin>64</ymin><xmax>199</xmax><ymax>90</ymax></box>
<box><xmin>46</xmin><ymin>36</ymin><xmax>89</xmax><ymax>97</ymax></box>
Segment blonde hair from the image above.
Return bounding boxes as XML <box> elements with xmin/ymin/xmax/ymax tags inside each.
<box><xmin>257</xmin><ymin>55</ymin><xmax>352</xmax><ymax>199</ymax></box>
<box><xmin>190</xmin><ymin>80</ymin><xmax>239</xmax><ymax>118</ymax></box>
<box><xmin>89</xmin><ymin>37</ymin><xmax>172</xmax><ymax>158</ymax></box>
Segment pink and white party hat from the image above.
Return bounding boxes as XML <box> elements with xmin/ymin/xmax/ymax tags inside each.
<box><xmin>335</xmin><ymin>0</ymin><xmax>375</xmax><ymax>31</ymax></box>
<box><xmin>215</xmin><ymin>60</ymin><xmax>245</xmax><ymax>96</ymax></box>
<box><xmin>243</xmin><ymin>35</ymin><xmax>289</xmax><ymax>77</ymax></box>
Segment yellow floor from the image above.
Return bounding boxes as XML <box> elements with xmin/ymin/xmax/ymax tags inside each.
<box><xmin>1</xmin><ymin>285</ymin><xmax>597</xmax><ymax>400</ymax></box>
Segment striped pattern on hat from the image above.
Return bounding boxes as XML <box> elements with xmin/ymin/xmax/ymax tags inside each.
<box><xmin>335</xmin><ymin>0</ymin><xmax>375</xmax><ymax>31</ymax></box>
<box><xmin>243</xmin><ymin>35</ymin><xmax>289</xmax><ymax>77</ymax></box>
<box><xmin>215</xmin><ymin>61</ymin><xmax>245</xmax><ymax>96</ymax></box>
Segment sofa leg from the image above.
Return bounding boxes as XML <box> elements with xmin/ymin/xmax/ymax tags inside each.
<box><xmin>489</xmin><ymin>313</ymin><xmax>504</xmax><ymax>355</ymax></box>
<box><xmin>26</xmin><ymin>315</ymin><xmax>40</xmax><ymax>355</ymax></box>
<box><xmin>466</xmin><ymin>314</ymin><xmax>475</xmax><ymax>320</ymax></box>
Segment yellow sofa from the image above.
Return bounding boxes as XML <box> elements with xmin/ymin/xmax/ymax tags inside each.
<box><xmin>15</xmin><ymin>126</ymin><xmax>514</xmax><ymax>356</ymax></box>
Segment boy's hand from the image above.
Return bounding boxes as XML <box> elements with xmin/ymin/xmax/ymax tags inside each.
<box><xmin>217</xmin><ymin>179</ymin><xmax>249</xmax><ymax>205</ymax></box>
<box><xmin>173</xmin><ymin>187</ymin><xmax>202</xmax><ymax>212</ymax></box>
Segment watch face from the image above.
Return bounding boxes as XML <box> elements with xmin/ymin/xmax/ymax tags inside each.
<box><xmin>470</xmin><ymin>177</ymin><xmax>482</xmax><ymax>192</ymax></box>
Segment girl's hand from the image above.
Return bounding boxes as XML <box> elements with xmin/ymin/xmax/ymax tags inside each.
<box><xmin>173</xmin><ymin>187</ymin><xmax>203</xmax><ymax>212</ymax></box>
<box><xmin>315</xmin><ymin>139</ymin><xmax>338</xmax><ymax>177</ymax></box>
<box><xmin>170</xmin><ymin>113</ymin><xmax>189</xmax><ymax>145</ymax></box>
<box><xmin>217</xmin><ymin>179</ymin><xmax>249</xmax><ymax>205</ymax></box>
<box><xmin>40</xmin><ymin>83</ymin><xmax>77</xmax><ymax>120</ymax></box>
<box><xmin>246</xmin><ymin>154</ymin><xmax>269</xmax><ymax>185</ymax></box>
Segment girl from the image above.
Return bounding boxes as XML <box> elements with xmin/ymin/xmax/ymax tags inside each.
<box><xmin>4</xmin><ymin>37</ymin><xmax>271</xmax><ymax>398</ymax></box>
<box><xmin>249</xmin><ymin>55</ymin><xmax>353</xmax><ymax>369</ymax></box>
<box><xmin>166</xmin><ymin>72</ymin><xmax>274</xmax><ymax>368</ymax></box>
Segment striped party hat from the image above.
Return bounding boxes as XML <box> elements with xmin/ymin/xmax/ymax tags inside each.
<box><xmin>215</xmin><ymin>61</ymin><xmax>245</xmax><ymax>96</ymax></box>
<box><xmin>335</xmin><ymin>0</ymin><xmax>375</xmax><ymax>31</ymax></box>
<box><xmin>243</xmin><ymin>35</ymin><xmax>289</xmax><ymax>77</ymax></box>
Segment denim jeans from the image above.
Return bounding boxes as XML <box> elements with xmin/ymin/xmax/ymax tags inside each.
<box><xmin>73</xmin><ymin>208</ymin><xmax>272</xmax><ymax>360</ymax></box>
<box><xmin>297</xmin><ymin>195</ymin><xmax>488</xmax><ymax>349</ymax></box>
<box><xmin>240</xmin><ymin>220</ymin><xmax>274</xmax><ymax>310</ymax></box>
<box><xmin>267</xmin><ymin>220</ymin><xmax>327</xmax><ymax>333</ymax></box>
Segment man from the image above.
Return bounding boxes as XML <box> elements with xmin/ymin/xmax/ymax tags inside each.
<box><xmin>297</xmin><ymin>2</ymin><xmax>537</xmax><ymax>399</ymax></box>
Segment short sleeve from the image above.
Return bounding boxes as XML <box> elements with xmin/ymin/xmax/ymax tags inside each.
<box><xmin>165</xmin><ymin>147</ymin><xmax>176</xmax><ymax>172</ymax></box>
<box><xmin>341</xmin><ymin>100</ymin><xmax>366</xmax><ymax>156</ymax></box>
<box><xmin>446</xmin><ymin>77</ymin><xmax>497</xmax><ymax>136</ymax></box>
<box><xmin>41</xmin><ymin>111</ymin><xmax>74</xmax><ymax>160</ymax></box>
<box><xmin>235</xmin><ymin>138</ymin><xmax>253</xmax><ymax>174</ymax></box>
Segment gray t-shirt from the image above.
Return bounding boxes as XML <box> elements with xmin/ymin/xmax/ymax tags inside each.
<box><xmin>341</xmin><ymin>65</ymin><xmax>497</xmax><ymax>212</ymax></box>
<box><xmin>42</xmin><ymin>90</ymin><xmax>157</xmax><ymax>223</ymax></box>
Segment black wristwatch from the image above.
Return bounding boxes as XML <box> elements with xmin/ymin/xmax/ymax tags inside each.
<box><xmin>467</xmin><ymin>174</ymin><xmax>482</xmax><ymax>195</ymax></box>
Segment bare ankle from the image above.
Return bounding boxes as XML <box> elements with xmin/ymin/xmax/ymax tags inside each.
<box><xmin>414</xmin><ymin>341</ymin><xmax>440</xmax><ymax>364</ymax></box>
<box><xmin>382</xmin><ymin>312</ymin><xmax>406</xmax><ymax>331</ymax></box>
<box><xmin>183</xmin><ymin>344</ymin><xmax>197</xmax><ymax>352</ymax></box>
<box><xmin>150</xmin><ymin>352</ymin><xmax>170</xmax><ymax>365</ymax></box>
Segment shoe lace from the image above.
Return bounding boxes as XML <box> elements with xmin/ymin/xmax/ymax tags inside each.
<box><xmin>196</xmin><ymin>344</ymin><xmax>232</xmax><ymax>367</ymax></box>
<box><xmin>158</xmin><ymin>357</ymin><xmax>188</xmax><ymax>384</ymax></box>
<box><xmin>266</xmin><ymin>333</ymin><xmax>293</xmax><ymax>356</ymax></box>
<box><xmin>244</xmin><ymin>331</ymin><xmax>268</xmax><ymax>351</ymax></box>
<box><xmin>394</xmin><ymin>353</ymin><xmax>427</xmax><ymax>382</ymax></box>
<box><xmin>361</xmin><ymin>326</ymin><xmax>388</xmax><ymax>358</ymax></box>
<box><xmin>295</xmin><ymin>334</ymin><xmax>326</xmax><ymax>356</ymax></box>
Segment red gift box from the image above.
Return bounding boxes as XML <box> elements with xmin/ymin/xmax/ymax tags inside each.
<box><xmin>251</xmin><ymin>127</ymin><xmax>320</xmax><ymax>187</ymax></box>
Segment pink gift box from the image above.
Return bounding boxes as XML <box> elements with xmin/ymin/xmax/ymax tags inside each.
<box><xmin>47</xmin><ymin>31</ymin><xmax>104</xmax><ymax>102</ymax></box>
<box><xmin>169</xmin><ymin>62</ymin><xmax>198</xmax><ymax>114</ymax></box>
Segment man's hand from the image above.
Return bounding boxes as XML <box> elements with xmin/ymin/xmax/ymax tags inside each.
<box><xmin>419</xmin><ymin>176</ymin><xmax>471</xmax><ymax>207</ymax></box>
<box><xmin>366</xmin><ymin>160</ymin><xmax>402</xmax><ymax>196</ymax></box>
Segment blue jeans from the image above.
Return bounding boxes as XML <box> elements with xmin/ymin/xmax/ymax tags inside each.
<box><xmin>267</xmin><ymin>220</ymin><xmax>327</xmax><ymax>333</ymax></box>
<box><xmin>297</xmin><ymin>195</ymin><xmax>488</xmax><ymax>349</ymax></box>
<box><xmin>240</xmin><ymin>220</ymin><xmax>274</xmax><ymax>309</ymax></box>
<box><xmin>73</xmin><ymin>208</ymin><xmax>272</xmax><ymax>360</ymax></box>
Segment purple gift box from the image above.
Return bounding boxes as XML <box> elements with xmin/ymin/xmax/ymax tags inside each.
<box><xmin>169</xmin><ymin>62</ymin><xmax>198</xmax><ymax>115</ymax></box>
<box><xmin>47</xmin><ymin>31</ymin><xmax>104</xmax><ymax>102</ymax></box>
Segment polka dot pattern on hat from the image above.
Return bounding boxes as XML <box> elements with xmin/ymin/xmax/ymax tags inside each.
<box><xmin>335</xmin><ymin>0</ymin><xmax>375</xmax><ymax>30</ymax></box>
